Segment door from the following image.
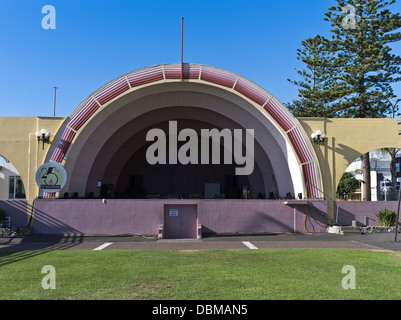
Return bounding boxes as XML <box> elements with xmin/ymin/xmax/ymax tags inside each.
<box><xmin>163</xmin><ymin>205</ymin><xmax>197</xmax><ymax>239</ymax></box>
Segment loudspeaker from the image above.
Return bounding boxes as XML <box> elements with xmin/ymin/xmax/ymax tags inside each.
<box><xmin>285</xmin><ymin>192</ymin><xmax>294</xmax><ymax>200</ymax></box>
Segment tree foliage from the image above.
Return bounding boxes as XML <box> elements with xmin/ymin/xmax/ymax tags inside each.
<box><xmin>288</xmin><ymin>0</ymin><xmax>401</xmax><ymax>201</ymax></box>
<box><xmin>288</xmin><ymin>0</ymin><xmax>401</xmax><ymax>118</ymax></box>
<box><xmin>337</xmin><ymin>172</ymin><xmax>360</xmax><ymax>195</ymax></box>
<box><xmin>286</xmin><ymin>35</ymin><xmax>345</xmax><ymax>117</ymax></box>
<box><xmin>324</xmin><ymin>0</ymin><xmax>401</xmax><ymax>118</ymax></box>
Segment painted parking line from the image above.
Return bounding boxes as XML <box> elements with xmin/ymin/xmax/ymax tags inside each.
<box><xmin>93</xmin><ymin>242</ymin><xmax>113</xmax><ymax>250</ymax></box>
<box><xmin>242</xmin><ymin>241</ymin><xmax>258</xmax><ymax>250</ymax></box>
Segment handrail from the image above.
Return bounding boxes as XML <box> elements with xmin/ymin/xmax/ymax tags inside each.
<box><xmin>306</xmin><ymin>182</ymin><xmax>339</xmax><ymax>224</ymax></box>
<box><xmin>305</xmin><ymin>181</ymin><xmax>335</xmax><ymax>202</ymax></box>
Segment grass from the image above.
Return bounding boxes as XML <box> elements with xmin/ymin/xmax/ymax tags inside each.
<box><xmin>1</xmin><ymin>249</ymin><xmax>401</xmax><ymax>300</ymax></box>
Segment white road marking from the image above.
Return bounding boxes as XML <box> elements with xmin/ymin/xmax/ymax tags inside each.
<box><xmin>242</xmin><ymin>241</ymin><xmax>258</xmax><ymax>249</ymax></box>
<box><xmin>93</xmin><ymin>242</ymin><xmax>113</xmax><ymax>250</ymax></box>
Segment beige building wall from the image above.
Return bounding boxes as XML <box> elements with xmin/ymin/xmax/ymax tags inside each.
<box><xmin>1</xmin><ymin>114</ymin><xmax>400</xmax><ymax>223</ymax></box>
<box><xmin>298</xmin><ymin>117</ymin><xmax>401</xmax><ymax>201</ymax></box>
<box><xmin>0</xmin><ymin>117</ymin><xmax>66</xmax><ymax>206</ymax></box>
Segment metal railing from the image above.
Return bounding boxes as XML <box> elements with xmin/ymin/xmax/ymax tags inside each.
<box><xmin>306</xmin><ymin>182</ymin><xmax>340</xmax><ymax>225</ymax></box>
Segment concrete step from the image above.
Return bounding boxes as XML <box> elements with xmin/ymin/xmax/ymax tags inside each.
<box><xmin>340</xmin><ymin>226</ymin><xmax>363</xmax><ymax>234</ymax></box>
<box><xmin>328</xmin><ymin>226</ymin><xmax>401</xmax><ymax>235</ymax></box>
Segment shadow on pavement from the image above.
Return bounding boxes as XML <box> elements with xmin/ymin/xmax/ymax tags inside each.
<box><xmin>0</xmin><ymin>234</ymin><xmax>84</xmax><ymax>267</ymax></box>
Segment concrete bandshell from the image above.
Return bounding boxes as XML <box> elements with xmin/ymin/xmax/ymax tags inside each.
<box><xmin>47</xmin><ymin>64</ymin><xmax>321</xmax><ymax>200</ymax></box>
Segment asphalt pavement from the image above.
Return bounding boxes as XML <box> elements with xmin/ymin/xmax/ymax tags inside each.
<box><xmin>1</xmin><ymin>231</ymin><xmax>400</xmax><ymax>252</ymax></box>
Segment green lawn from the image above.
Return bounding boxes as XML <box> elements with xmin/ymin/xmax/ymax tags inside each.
<box><xmin>1</xmin><ymin>248</ymin><xmax>401</xmax><ymax>300</ymax></box>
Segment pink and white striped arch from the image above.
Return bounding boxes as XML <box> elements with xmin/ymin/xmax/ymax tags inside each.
<box><xmin>49</xmin><ymin>63</ymin><xmax>321</xmax><ymax>198</ymax></box>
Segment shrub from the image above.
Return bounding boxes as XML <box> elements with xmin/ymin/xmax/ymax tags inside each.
<box><xmin>376</xmin><ymin>208</ymin><xmax>397</xmax><ymax>226</ymax></box>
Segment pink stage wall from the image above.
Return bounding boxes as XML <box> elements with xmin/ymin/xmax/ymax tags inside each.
<box><xmin>33</xmin><ymin>199</ymin><xmax>327</xmax><ymax>235</ymax></box>
<box><xmin>32</xmin><ymin>199</ymin><xmax>328</xmax><ymax>235</ymax></box>
<box><xmin>30</xmin><ymin>199</ymin><xmax>400</xmax><ymax>236</ymax></box>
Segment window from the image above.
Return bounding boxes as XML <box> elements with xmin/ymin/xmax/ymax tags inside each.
<box><xmin>8</xmin><ymin>176</ymin><xmax>26</xmax><ymax>199</ymax></box>
<box><xmin>8</xmin><ymin>176</ymin><xmax>14</xmax><ymax>199</ymax></box>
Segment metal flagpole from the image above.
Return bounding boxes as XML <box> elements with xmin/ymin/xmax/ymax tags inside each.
<box><xmin>396</xmin><ymin>181</ymin><xmax>401</xmax><ymax>242</ymax></box>
<box><xmin>181</xmin><ymin>17</ymin><xmax>184</xmax><ymax>80</ymax></box>
<box><xmin>396</xmin><ymin>119</ymin><xmax>401</xmax><ymax>242</ymax></box>
<box><xmin>53</xmin><ymin>87</ymin><xmax>58</xmax><ymax>117</ymax></box>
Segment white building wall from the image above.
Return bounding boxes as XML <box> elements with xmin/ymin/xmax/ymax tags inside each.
<box><xmin>345</xmin><ymin>150</ymin><xmax>400</xmax><ymax>201</ymax></box>
<box><xmin>0</xmin><ymin>161</ymin><xmax>22</xmax><ymax>200</ymax></box>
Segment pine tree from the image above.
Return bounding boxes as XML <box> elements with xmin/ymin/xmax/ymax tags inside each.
<box><xmin>337</xmin><ymin>172</ymin><xmax>361</xmax><ymax>197</ymax></box>
<box><xmin>288</xmin><ymin>0</ymin><xmax>401</xmax><ymax>201</ymax></box>
<box><xmin>325</xmin><ymin>0</ymin><xmax>401</xmax><ymax>201</ymax></box>
<box><xmin>286</xmin><ymin>35</ymin><xmax>343</xmax><ymax>117</ymax></box>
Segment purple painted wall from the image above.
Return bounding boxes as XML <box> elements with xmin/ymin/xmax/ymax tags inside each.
<box><xmin>32</xmin><ymin>199</ymin><xmax>328</xmax><ymax>235</ymax></box>
<box><xmin>32</xmin><ymin>199</ymin><xmax>400</xmax><ymax>236</ymax></box>
<box><xmin>33</xmin><ymin>199</ymin><xmax>162</xmax><ymax>235</ymax></box>
<box><xmin>200</xmin><ymin>200</ymin><xmax>327</xmax><ymax>234</ymax></box>
<box><xmin>0</xmin><ymin>200</ymin><xmax>29</xmax><ymax>227</ymax></box>
<box><xmin>336</xmin><ymin>201</ymin><xmax>399</xmax><ymax>226</ymax></box>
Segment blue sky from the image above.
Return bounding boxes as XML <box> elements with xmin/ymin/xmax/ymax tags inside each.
<box><xmin>0</xmin><ymin>0</ymin><xmax>400</xmax><ymax>118</ymax></box>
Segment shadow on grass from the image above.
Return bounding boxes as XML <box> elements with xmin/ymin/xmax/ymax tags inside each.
<box><xmin>0</xmin><ymin>234</ymin><xmax>84</xmax><ymax>268</ymax></box>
